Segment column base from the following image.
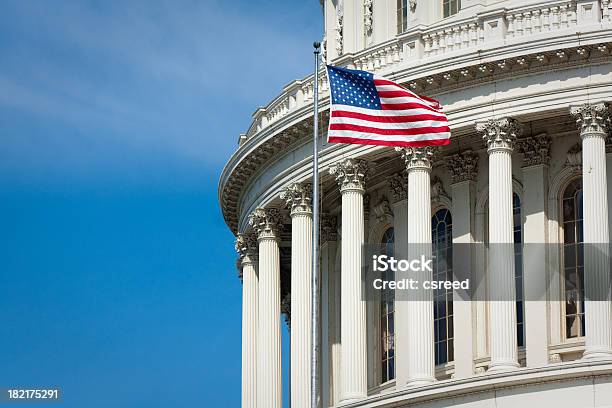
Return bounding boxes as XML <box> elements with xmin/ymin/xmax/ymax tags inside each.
<box><xmin>340</xmin><ymin>392</ymin><xmax>367</xmax><ymax>405</ymax></box>
<box><xmin>487</xmin><ymin>361</ymin><xmax>520</xmax><ymax>373</ymax></box>
<box><xmin>407</xmin><ymin>377</ymin><xmax>436</xmax><ymax>387</ymax></box>
<box><xmin>582</xmin><ymin>348</ymin><xmax>612</xmax><ymax>361</ymax></box>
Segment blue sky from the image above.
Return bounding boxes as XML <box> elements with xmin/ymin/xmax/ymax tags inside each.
<box><xmin>0</xmin><ymin>1</ymin><xmax>322</xmax><ymax>406</ymax></box>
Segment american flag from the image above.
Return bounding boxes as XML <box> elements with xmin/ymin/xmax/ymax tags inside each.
<box><xmin>326</xmin><ymin>65</ymin><xmax>451</xmax><ymax>147</ymax></box>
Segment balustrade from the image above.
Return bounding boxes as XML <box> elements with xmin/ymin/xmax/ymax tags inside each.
<box><xmin>245</xmin><ymin>0</ymin><xmax>606</xmax><ymax>139</ymax></box>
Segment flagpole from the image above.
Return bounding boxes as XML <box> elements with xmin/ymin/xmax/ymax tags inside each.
<box><xmin>311</xmin><ymin>41</ymin><xmax>321</xmax><ymax>408</ymax></box>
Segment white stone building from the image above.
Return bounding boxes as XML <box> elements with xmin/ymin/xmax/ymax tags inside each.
<box><xmin>219</xmin><ymin>1</ymin><xmax>612</xmax><ymax>407</ymax></box>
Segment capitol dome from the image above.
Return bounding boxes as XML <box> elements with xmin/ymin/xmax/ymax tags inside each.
<box><xmin>220</xmin><ymin>1</ymin><xmax>612</xmax><ymax>407</ymax></box>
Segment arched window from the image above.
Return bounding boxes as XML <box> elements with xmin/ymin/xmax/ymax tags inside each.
<box><xmin>513</xmin><ymin>193</ymin><xmax>525</xmax><ymax>348</ymax></box>
<box><xmin>381</xmin><ymin>227</ymin><xmax>395</xmax><ymax>382</ymax></box>
<box><xmin>432</xmin><ymin>209</ymin><xmax>453</xmax><ymax>365</ymax></box>
<box><xmin>562</xmin><ymin>178</ymin><xmax>584</xmax><ymax>339</ymax></box>
<box><xmin>397</xmin><ymin>0</ymin><xmax>408</xmax><ymax>33</ymax></box>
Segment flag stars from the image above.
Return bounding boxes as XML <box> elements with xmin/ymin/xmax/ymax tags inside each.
<box><xmin>327</xmin><ymin>65</ymin><xmax>382</xmax><ymax>109</ymax></box>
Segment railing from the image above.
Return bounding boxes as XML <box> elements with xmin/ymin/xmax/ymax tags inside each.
<box><xmin>506</xmin><ymin>1</ymin><xmax>578</xmax><ymax>39</ymax></box>
<box><xmin>352</xmin><ymin>40</ymin><xmax>402</xmax><ymax>72</ymax></box>
<box><xmin>421</xmin><ymin>16</ymin><xmax>484</xmax><ymax>58</ymax></box>
<box><xmin>243</xmin><ymin>0</ymin><xmax>606</xmax><ymax>141</ymax></box>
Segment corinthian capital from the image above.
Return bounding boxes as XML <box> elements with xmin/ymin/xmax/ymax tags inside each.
<box><xmin>280</xmin><ymin>183</ymin><xmax>312</xmax><ymax>216</ymax></box>
<box><xmin>476</xmin><ymin>117</ymin><xmax>523</xmax><ymax>153</ymax></box>
<box><xmin>516</xmin><ymin>133</ymin><xmax>551</xmax><ymax>167</ymax></box>
<box><xmin>235</xmin><ymin>231</ymin><xmax>258</xmax><ymax>264</ymax></box>
<box><xmin>446</xmin><ymin>150</ymin><xmax>479</xmax><ymax>183</ymax></box>
<box><xmin>329</xmin><ymin>158</ymin><xmax>369</xmax><ymax>192</ymax></box>
<box><xmin>395</xmin><ymin>146</ymin><xmax>435</xmax><ymax>171</ymax></box>
<box><xmin>570</xmin><ymin>102</ymin><xmax>611</xmax><ymax>137</ymax></box>
<box><xmin>248</xmin><ymin>208</ymin><xmax>282</xmax><ymax>240</ymax></box>
<box><xmin>388</xmin><ymin>171</ymin><xmax>408</xmax><ymax>203</ymax></box>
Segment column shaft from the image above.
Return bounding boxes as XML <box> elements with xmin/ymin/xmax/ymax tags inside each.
<box><xmin>488</xmin><ymin>148</ymin><xmax>519</xmax><ymax>371</ymax></box>
<box><xmin>320</xmin><ymin>239</ymin><xmax>335</xmax><ymax>407</ymax></box>
<box><xmin>236</xmin><ymin>233</ymin><xmax>259</xmax><ymax>408</ymax></box>
<box><xmin>407</xmin><ymin>166</ymin><xmax>435</xmax><ymax>385</ymax></box>
<box><xmin>451</xmin><ymin>180</ymin><xmax>475</xmax><ymax>378</ymax></box>
<box><xmin>330</xmin><ymin>241</ymin><xmax>342</xmax><ymax>405</ymax></box>
<box><xmin>522</xmin><ymin>164</ymin><xmax>549</xmax><ymax>367</ymax></box>
<box><xmin>392</xmin><ymin>194</ymin><xmax>409</xmax><ymax>387</ymax></box>
<box><xmin>447</xmin><ymin>150</ymin><xmax>479</xmax><ymax>378</ymax></box>
<box><xmin>290</xmin><ymin>212</ymin><xmax>313</xmax><ymax>408</ymax></box>
<box><xmin>340</xmin><ymin>188</ymin><xmax>367</xmax><ymax>399</ymax></box>
<box><xmin>583</xmin><ymin>133</ymin><xmax>612</xmax><ymax>358</ymax></box>
<box><xmin>257</xmin><ymin>237</ymin><xmax>282</xmax><ymax>407</ymax></box>
<box><xmin>241</xmin><ymin>259</ymin><xmax>258</xmax><ymax>408</ymax></box>
<box><xmin>320</xmin><ymin>215</ymin><xmax>338</xmax><ymax>407</ymax></box>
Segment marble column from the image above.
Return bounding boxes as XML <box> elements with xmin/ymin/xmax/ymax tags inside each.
<box><xmin>446</xmin><ymin>150</ymin><xmax>479</xmax><ymax>378</ymax></box>
<box><xmin>570</xmin><ymin>103</ymin><xmax>612</xmax><ymax>360</ymax></box>
<box><xmin>329</xmin><ymin>158</ymin><xmax>369</xmax><ymax>401</ymax></box>
<box><xmin>388</xmin><ymin>171</ymin><xmax>410</xmax><ymax>387</ymax></box>
<box><xmin>280</xmin><ymin>183</ymin><xmax>313</xmax><ymax>408</ymax></box>
<box><xmin>517</xmin><ymin>134</ymin><xmax>551</xmax><ymax>367</ymax></box>
<box><xmin>249</xmin><ymin>208</ymin><xmax>283</xmax><ymax>408</ymax></box>
<box><xmin>236</xmin><ymin>232</ymin><xmax>259</xmax><ymax>408</ymax></box>
<box><xmin>476</xmin><ymin>118</ymin><xmax>522</xmax><ymax>372</ymax></box>
<box><xmin>397</xmin><ymin>147</ymin><xmax>436</xmax><ymax>386</ymax></box>
<box><xmin>320</xmin><ymin>215</ymin><xmax>339</xmax><ymax>407</ymax></box>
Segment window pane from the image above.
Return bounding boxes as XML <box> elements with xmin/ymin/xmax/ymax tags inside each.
<box><xmin>380</xmin><ymin>227</ymin><xmax>395</xmax><ymax>381</ymax></box>
<box><xmin>432</xmin><ymin>208</ymin><xmax>453</xmax><ymax>364</ymax></box>
<box><xmin>512</xmin><ymin>193</ymin><xmax>525</xmax><ymax>347</ymax></box>
<box><xmin>565</xmin><ymin>222</ymin><xmax>576</xmax><ymax>243</ymax></box>
<box><xmin>564</xmin><ymin>245</ymin><xmax>576</xmax><ymax>268</ymax></box>
<box><xmin>517</xmin><ymin>323</ymin><xmax>524</xmax><ymax>346</ymax></box>
<box><xmin>562</xmin><ymin>179</ymin><xmax>584</xmax><ymax>338</ymax></box>
<box><xmin>397</xmin><ymin>0</ymin><xmax>408</xmax><ymax>33</ymax></box>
